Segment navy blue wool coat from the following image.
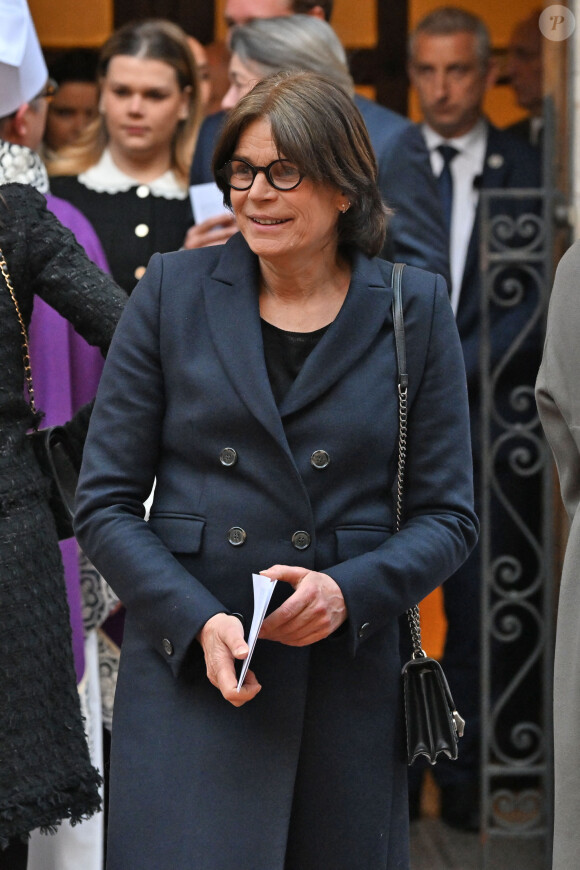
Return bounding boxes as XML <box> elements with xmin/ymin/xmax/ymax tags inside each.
<box><xmin>75</xmin><ymin>232</ymin><xmax>478</xmax><ymax>870</ymax></box>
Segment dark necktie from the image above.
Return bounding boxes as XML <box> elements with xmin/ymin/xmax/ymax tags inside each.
<box><xmin>436</xmin><ymin>144</ymin><xmax>459</xmax><ymax>234</ymax></box>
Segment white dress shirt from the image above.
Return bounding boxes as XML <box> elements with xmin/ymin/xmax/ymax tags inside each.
<box><xmin>423</xmin><ymin>120</ymin><xmax>488</xmax><ymax>314</ymax></box>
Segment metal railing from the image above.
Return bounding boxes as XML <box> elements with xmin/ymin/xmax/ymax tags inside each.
<box><xmin>478</xmin><ymin>184</ymin><xmax>556</xmax><ymax>869</ymax></box>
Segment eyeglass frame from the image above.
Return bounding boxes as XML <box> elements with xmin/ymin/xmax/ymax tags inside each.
<box><xmin>35</xmin><ymin>78</ymin><xmax>59</xmax><ymax>102</ymax></box>
<box><xmin>217</xmin><ymin>157</ymin><xmax>304</xmax><ymax>192</ymax></box>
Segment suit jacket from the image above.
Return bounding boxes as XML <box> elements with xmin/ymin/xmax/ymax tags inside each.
<box><xmin>442</xmin><ymin>123</ymin><xmax>542</xmax><ymax>446</ymax></box>
<box><xmin>536</xmin><ymin>241</ymin><xmax>580</xmax><ymax>870</ymax></box>
<box><xmin>190</xmin><ymin>99</ymin><xmax>450</xmax><ymax>282</ymax></box>
<box><xmin>505</xmin><ymin>116</ymin><xmax>544</xmax><ymax>148</ymax></box>
<box><xmin>75</xmin><ymin>233</ymin><xmax>477</xmax><ymax>869</ymax></box>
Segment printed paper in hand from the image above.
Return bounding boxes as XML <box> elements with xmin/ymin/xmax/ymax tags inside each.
<box><xmin>236</xmin><ymin>573</ymin><xmax>277</xmax><ymax>692</ymax></box>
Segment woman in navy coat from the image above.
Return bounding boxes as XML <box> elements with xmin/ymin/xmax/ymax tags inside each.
<box><xmin>75</xmin><ymin>71</ymin><xmax>478</xmax><ymax>870</ymax></box>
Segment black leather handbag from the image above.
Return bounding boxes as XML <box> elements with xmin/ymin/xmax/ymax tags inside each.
<box><xmin>27</xmin><ymin>425</ymin><xmax>79</xmax><ymax>540</ymax></box>
<box><xmin>1</xmin><ymin>246</ymin><xmax>79</xmax><ymax>540</ymax></box>
<box><xmin>391</xmin><ymin>262</ymin><xmax>465</xmax><ymax>766</ymax></box>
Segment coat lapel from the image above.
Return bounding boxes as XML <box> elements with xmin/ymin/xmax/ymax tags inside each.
<box><xmin>279</xmin><ymin>253</ymin><xmax>392</xmax><ymax>418</ymax></box>
<box><xmin>203</xmin><ymin>236</ymin><xmax>393</xmax><ymax>440</ymax></box>
<box><xmin>202</xmin><ymin>234</ymin><xmax>291</xmax><ymax>450</ymax></box>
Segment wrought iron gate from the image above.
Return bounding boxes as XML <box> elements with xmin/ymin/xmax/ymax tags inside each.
<box><xmin>478</xmin><ymin>103</ymin><xmax>568</xmax><ymax>866</ymax></box>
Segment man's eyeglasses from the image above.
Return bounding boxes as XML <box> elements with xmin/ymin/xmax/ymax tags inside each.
<box><xmin>218</xmin><ymin>158</ymin><xmax>303</xmax><ymax>191</ymax></box>
<box><xmin>36</xmin><ymin>78</ymin><xmax>59</xmax><ymax>102</ymax></box>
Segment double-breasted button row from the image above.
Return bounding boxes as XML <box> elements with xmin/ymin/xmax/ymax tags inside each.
<box><xmin>226</xmin><ymin>527</ymin><xmax>311</xmax><ymax>550</ymax></box>
<box><xmin>221</xmin><ymin>445</ymin><xmax>314</xmax><ymax>550</ymax></box>
<box><xmin>219</xmin><ymin>447</ymin><xmax>331</xmax><ymax>471</ymax></box>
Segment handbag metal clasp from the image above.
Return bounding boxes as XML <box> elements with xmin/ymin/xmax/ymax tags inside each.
<box><xmin>452</xmin><ymin>710</ymin><xmax>466</xmax><ymax>738</ymax></box>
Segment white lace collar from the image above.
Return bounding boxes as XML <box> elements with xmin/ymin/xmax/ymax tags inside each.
<box><xmin>78</xmin><ymin>148</ymin><xmax>186</xmax><ymax>199</ymax></box>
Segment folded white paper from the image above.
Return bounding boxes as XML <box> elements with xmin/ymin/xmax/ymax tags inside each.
<box><xmin>189</xmin><ymin>181</ymin><xmax>231</xmax><ymax>224</ymax></box>
<box><xmin>236</xmin><ymin>573</ymin><xmax>277</xmax><ymax>692</ymax></box>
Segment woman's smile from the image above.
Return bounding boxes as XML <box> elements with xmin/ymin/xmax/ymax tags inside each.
<box><xmin>249</xmin><ymin>215</ymin><xmax>290</xmax><ymax>226</ymax></box>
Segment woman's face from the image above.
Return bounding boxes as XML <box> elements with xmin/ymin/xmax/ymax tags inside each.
<box><xmin>45</xmin><ymin>81</ymin><xmax>99</xmax><ymax>150</ymax></box>
<box><xmin>100</xmin><ymin>55</ymin><xmax>190</xmax><ymax>163</ymax></box>
<box><xmin>229</xmin><ymin>117</ymin><xmax>344</xmax><ymax>265</ymax></box>
<box><xmin>221</xmin><ymin>53</ymin><xmax>264</xmax><ymax>110</ymax></box>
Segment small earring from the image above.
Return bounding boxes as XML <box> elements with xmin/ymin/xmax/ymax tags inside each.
<box><xmin>340</xmin><ymin>202</ymin><xmax>350</xmax><ymax>214</ymax></box>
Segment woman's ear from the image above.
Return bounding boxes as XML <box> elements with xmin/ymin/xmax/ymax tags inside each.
<box><xmin>336</xmin><ymin>190</ymin><xmax>351</xmax><ymax>213</ymax></box>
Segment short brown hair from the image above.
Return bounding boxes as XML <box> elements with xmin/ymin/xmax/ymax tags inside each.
<box><xmin>213</xmin><ymin>70</ymin><xmax>387</xmax><ymax>258</ymax></box>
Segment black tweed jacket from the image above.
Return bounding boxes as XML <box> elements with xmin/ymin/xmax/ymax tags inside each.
<box><xmin>0</xmin><ymin>183</ymin><xmax>126</xmax><ymax>844</ymax></box>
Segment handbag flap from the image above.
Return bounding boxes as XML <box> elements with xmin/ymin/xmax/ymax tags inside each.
<box><xmin>402</xmin><ymin>656</ymin><xmax>462</xmax><ymax>765</ymax></box>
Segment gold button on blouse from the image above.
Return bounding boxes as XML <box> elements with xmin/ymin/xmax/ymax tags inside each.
<box><xmin>135</xmin><ymin>223</ymin><xmax>149</xmax><ymax>238</ymax></box>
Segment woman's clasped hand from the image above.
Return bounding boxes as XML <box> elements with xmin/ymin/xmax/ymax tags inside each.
<box><xmin>198</xmin><ymin>565</ymin><xmax>347</xmax><ymax>707</ymax></box>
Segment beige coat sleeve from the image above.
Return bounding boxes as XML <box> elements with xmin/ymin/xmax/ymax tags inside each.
<box><xmin>536</xmin><ymin>240</ymin><xmax>580</xmax><ymax>523</ymax></box>
<box><xmin>535</xmin><ymin>239</ymin><xmax>580</xmax><ymax>870</ymax></box>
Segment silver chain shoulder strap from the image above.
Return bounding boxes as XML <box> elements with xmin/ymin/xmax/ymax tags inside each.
<box><xmin>391</xmin><ymin>262</ymin><xmax>425</xmax><ymax>659</ymax></box>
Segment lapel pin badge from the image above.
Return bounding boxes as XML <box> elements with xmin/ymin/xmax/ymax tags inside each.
<box><xmin>487</xmin><ymin>153</ymin><xmax>504</xmax><ymax>169</ymax></box>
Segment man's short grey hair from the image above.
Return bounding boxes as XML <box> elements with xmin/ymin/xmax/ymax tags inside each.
<box><xmin>229</xmin><ymin>14</ymin><xmax>354</xmax><ymax>97</ymax></box>
<box><xmin>408</xmin><ymin>6</ymin><xmax>491</xmax><ymax>69</ymax></box>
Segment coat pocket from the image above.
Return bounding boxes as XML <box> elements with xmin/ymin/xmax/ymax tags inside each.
<box><xmin>335</xmin><ymin>524</ymin><xmax>391</xmax><ymax>561</ymax></box>
<box><xmin>148</xmin><ymin>513</ymin><xmax>205</xmax><ymax>553</ymax></box>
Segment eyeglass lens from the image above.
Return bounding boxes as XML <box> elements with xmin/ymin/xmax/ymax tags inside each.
<box><xmin>225</xmin><ymin>159</ymin><xmax>302</xmax><ymax>191</ymax></box>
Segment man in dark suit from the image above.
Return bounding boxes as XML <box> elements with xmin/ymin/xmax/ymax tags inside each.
<box><xmin>505</xmin><ymin>10</ymin><xmax>544</xmax><ymax>147</ymax></box>
<box><xmin>408</xmin><ymin>6</ymin><xmax>541</xmax><ymax>831</ymax></box>
<box><xmin>185</xmin><ymin>0</ymin><xmax>450</xmax><ymax>280</ymax></box>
